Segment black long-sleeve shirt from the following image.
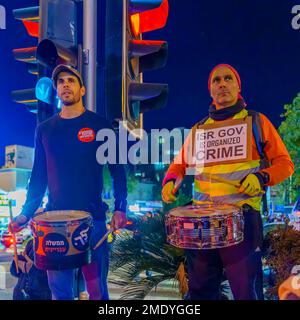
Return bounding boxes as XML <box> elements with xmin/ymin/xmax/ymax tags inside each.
<box><xmin>21</xmin><ymin>110</ymin><xmax>127</xmax><ymax>221</ymax></box>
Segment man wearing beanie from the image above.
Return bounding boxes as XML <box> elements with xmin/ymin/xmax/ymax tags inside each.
<box><xmin>162</xmin><ymin>64</ymin><xmax>294</xmax><ymax>300</ymax></box>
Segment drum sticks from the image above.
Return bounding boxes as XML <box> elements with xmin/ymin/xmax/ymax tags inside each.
<box><xmin>93</xmin><ymin>229</ymin><xmax>114</xmax><ymax>250</ymax></box>
<box><xmin>207</xmin><ymin>174</ymin><xmax>240</xmax><ymax>188</ymax></box>
<box><xmin>204</xmin><ymin>173</ymin><xmax>265</xmax><ymax>194</ymax></box>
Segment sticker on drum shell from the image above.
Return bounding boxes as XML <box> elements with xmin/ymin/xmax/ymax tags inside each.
<box><xmin>42</xmin><ymin>233</ymin><xmax>69</xmax><ymax>256</ymax></box>
<box><xmin>183</xmin><ymin>222</ymin><xmax>195</xmax><ymax>229</ymax></box>
<box><xmin>72</xmin><ymin>223</ymin><xmax>91</xmax><ymax>251</ymax></box>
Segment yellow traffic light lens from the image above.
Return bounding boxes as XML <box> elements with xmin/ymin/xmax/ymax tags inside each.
<box><xmin>130</xmin><ymin>13</ymin><xmax>140</xmax><ymax>38</ymax></box>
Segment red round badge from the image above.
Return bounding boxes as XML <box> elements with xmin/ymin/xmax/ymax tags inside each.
<box><xmin>78</xmin><ymin>128</ymin><xmax>95</xmax><ymax>142</ymax></box>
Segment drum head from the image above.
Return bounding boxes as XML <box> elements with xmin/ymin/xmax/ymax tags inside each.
<box><xmin>169</xmin><ymin>204</ymin><xmax>241</xmax><ymax>217</ymax></box>
<box><xmin>33</xmin><ymin>210</ymin><xmax>91</xmax><ymax>222</ymax></box>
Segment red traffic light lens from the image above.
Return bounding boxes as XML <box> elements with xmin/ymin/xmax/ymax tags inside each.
<box><xmin>22</xmin><ymin>20</ymin><xmax>39</xmax><ymax>38</ymax></box>
<box><xmin>130</xmin><ymin>0</ymin><xmax>169</xmax><ymax>37</ymax></box>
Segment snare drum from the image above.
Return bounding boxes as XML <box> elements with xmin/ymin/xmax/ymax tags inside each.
<box><xmin>30</xmin><ymin>210</ymin><xmax>93</xmax><ymax>270</ymax></box>
<box><xmin>165</xmin><ymin>204</ymin><xmax>244</xmax><ymax>250</ymax></box>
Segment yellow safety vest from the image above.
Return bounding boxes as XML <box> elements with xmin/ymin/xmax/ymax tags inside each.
<box><xmin>193</xmin><ymin>109</ymin><xmax>262</xmax><ymax>211</ymax></box>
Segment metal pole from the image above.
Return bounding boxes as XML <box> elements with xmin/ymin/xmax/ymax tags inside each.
<box><xmin>83</xmin><ymin>0</ymin><xmax>97</xmax><ymax>112</ymax></box>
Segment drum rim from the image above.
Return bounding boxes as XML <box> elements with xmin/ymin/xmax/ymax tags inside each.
<box><xmin>169</xmin><ymin>204</ymin><xmax>241</xmax><ymax>211</ymax></box>
<box><xmin>167</xmin><ymin>206</ymin><xmax>242</xmax><ymax>217</ymax></box>
<box><xmin>32</xmin><ymin>210</ymin><xmax>93</xmax><ymax>225</ymax></box>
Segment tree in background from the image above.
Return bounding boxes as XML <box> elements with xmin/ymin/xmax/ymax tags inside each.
<box><xmin>278</xmin><ymin>93</ymin><xmax>300</xmax><ymax>204</ymax></box>
<box><xmin>102</xmin><ymin>165</ymin><xmax>139</xmax><ymax>204</ymax></box>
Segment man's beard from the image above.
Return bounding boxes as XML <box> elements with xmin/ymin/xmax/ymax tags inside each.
<box><xmin>61</xmin><ymin>94</ymin><xmax>80</xmax><ymax>106</ymax></box>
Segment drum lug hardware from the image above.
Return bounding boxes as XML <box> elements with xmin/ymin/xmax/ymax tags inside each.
<box><xmin>66</xmin><ymin>222</ymin><xmax>71</xmax><ymax>237</ymax></box>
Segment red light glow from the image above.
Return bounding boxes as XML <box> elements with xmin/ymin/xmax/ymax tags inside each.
<box><xmin>130</xmin><ymin>0</ymin><xmax>169</xmax><ymax>37</ymax></box>
<box><xmin>22</xmin><ymin>20</ymin><xmax>39</xmax><ymax>37</ymax></box>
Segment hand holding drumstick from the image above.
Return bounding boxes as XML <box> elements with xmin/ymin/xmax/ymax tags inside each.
<box><xmin>205</xmin><ymin>173</ymin><xmax>265</xmax><ymax>196</ymax></box>
<box><xmin>93</xmin><ymin>211</ymin><xmax>128</xmax><ymax>250</ymax></box>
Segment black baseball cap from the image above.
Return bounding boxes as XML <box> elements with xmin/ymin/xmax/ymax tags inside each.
<box><xmin>52</xmin><ymin>64</ymin><xmax>84</xmax><ymax>89</ymax></box>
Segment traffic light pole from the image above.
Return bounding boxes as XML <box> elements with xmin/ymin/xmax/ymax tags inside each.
<box><xmin>83</xmin><ymin>0</ymin><xmax>97</xmax><ymax>112</ymax></box>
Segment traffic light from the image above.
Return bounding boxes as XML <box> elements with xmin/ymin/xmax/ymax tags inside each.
<box><xmin>11</xmin><ymin>0</ymin><xmax>80</xmax><ymax>122</ymax></box>
<box><xmin>36</xmin><ymin>0</ymin><xmax>79</xmax><ymax>71</ymax></box>
<box><xmin>105</xmin><ymin>0</ymin><xmax>169</xmax><ymax>136</ymax></box>
<box><xmin>36</xmin><ymin>0</ymin><xmax>79</xmax><ymax>122</ymax></box>
<box><xmin>11</xmin><ymin>6</ymin><xmax>39</xmax><ymax>113</ymax></box>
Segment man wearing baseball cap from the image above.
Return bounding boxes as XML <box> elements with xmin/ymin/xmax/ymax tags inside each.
<box><xmin>162</xmin><ymin>64</ymin><xmax>294</xmax><ymax>300</ymax></box>
<box><xmin>9</xmin><ymin>64</ymin><xmax>128</xmax><ymax>300</ymax></box>
<box><xmin>52</xmin><ymin>64</ymin><xmax>84</xmax><ymax>88</ymax></box>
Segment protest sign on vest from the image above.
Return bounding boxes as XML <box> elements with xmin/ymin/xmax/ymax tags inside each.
<box><xmin>194</xmin><ymin>117</ymin><xmax>252</xmax><ymax>167</ymax></box>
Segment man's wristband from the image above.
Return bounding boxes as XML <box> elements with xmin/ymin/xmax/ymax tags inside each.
<box><xmin>259</xmin><ymin>171</ymin><xmax>270</xmax><ymax>185</ymax></box>
<box><xmin>255</xmin><ymin>171</ymin><xmax>270</xmax><ymax>186</ymax></box>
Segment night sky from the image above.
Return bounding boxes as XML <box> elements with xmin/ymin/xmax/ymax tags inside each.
<box><xmin>1</xmin><ymin>0</ymin><xmax>300</xmax><ymax>166</ymax></box>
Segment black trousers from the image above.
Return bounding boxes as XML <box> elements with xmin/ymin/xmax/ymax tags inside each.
<box><xmin>185</xmin><ymin>206</ymin><xmax>264</xmax><ymax>300</ymax></box>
